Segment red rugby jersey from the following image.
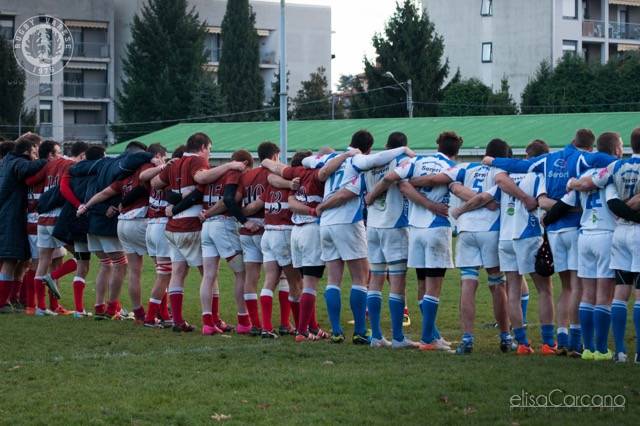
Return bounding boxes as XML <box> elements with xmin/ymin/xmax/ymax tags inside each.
<box><xmin>260</xmin><ymin>184</ymin><xmax>292</xmax><ymax>228</ymax></box>
<box><xmin>32</xmin><ymin>158</ymin><xmax>74</xmax><ymax>226</ymax></box>
<box><xmin>110</xmin><ymin>163</ymin><xmax>152</xmax><ymax>219</ymax></box>
<box><xmin>147</xmin><ymin>188</ymin><xmax>168</xmax><ymax>223</ymax></box>
<box><xmin>157</xmin><ymin>153</ymin><xmax>209</xmax><ymax>233</ymax></box>
<box><xmin>200</xmin><ymin>169</ymin><xmax>242</xmax><ymax>218</ymax></box>
<box><xmin>282</xmin><ymin>166</ymin><xmax>324</xmax><ymax>225</ymax></box>
<box><xmin>237</xmin><ymin>166</ymin><xmax>269</xmax><ymax>235</ymax></box>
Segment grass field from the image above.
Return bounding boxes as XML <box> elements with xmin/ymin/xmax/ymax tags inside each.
<box><xmin>1</xmin><ymin>257</ymin><xmax>639</xmax><ymax>425</ymax></box>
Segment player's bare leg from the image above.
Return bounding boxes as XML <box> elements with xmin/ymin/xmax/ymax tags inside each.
<box><xmin>125</xmin><ymin>252</ymin><xmax>144</xmax><ymax>322</ymax></box>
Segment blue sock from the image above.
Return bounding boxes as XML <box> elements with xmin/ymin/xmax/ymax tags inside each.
<box><xmin>593</xmin><ymin>304</ymin><xmax>611</xmax><ymax>354</ymax></box>
<box><xmin>540</xmin><ymin>324</ymin><xmax>555</xmax><ymax>346</ymax></box>
<box><xmin>433</xmin><ymin>323</ymin><xmax>441</xmax><ymax>340</ymax></box>
<box><xmin>569</xmin><ymin>324</ymin><xmax>582</xmax><ymax>351</ymax></box>
<box><xmin>366</xmin><ymin>291</ymin><xmax>383</xmax><ymax>340</ymax></box>
<box><xmin>514</xmin><ymin>327</ymin><xmax>528</xmax><ymax>345</ymax></box>
<box><xmin>611</xmin><ymin>299</ymin><xmax>627</xmax><ymax>354</ymax></box>
<box><xmin>420</xmin><ymin>295</ymin><xmax>439</xmax><ymax>344</ymax></box>
<box><xmin>578</xmin><ymin>303</ymin><xmax>594</xmax><ymax>352</ymax></box>
<box><xmin>389</xmin><ymin>293</ymin><xmax>405</xmax><ymax>342</ymax></box>
<box><xmin>557</xmin><ymin>327</ymin><xmax>569</xmax><ymax>348</ymax></box>
<box><xmin>499</xmin><ymin>331</ymin><xmax>511</xmax><ymax>342</ymax></box>
<box><xmin>324</xmin><ymin>285</ymin><xmax>342</xmax><ymax>335</ymax></box>
<box><xmin>350</xmin><ymin>285</ymin><xmax>368</xmax><ymax>336</ymax></box>
<box><xmin>521</xmin><ymin>293</ymin><xmax>529</xmax><ymax>324</ymax></box>
<box><xmin>634</xmin><ymin>302</ymin><xmax>640</xmax><ymax>355</ymax></box>
<box><xmin>462</xmin><ymin>332</ymin><xmax>474</xmax><ymax>344</ymax></box>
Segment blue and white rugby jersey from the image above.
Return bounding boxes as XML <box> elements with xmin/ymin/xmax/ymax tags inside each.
<box><xmin>302</xmin><ymin>147</ymin><xmax>408</xmax><ymax>226</ymax></box>
<box><xmin>394</xmin><ymin>153</ymin><xmax>455</xmax><ymax>229</ymax></box>
<box><xmin>562</xmin><ymin>169</ymin><xmax>616</xmax><ymax>232</ymax></box>
<box><xmin>445</xmin><ymin>162</ymin><xmax>505</xmax><ymax>233</ymax></box>
<box><xmin>591</xmin><ymin>154</ymin><xmax>640</xmax><ymax>226</ymax></box>
<box><xmin>364</xmin><ymin>153</ymin><xmax>409</xmax><ymax>229</ymax></box>
<box><xmin>489</xmin><ymin>173</ymin><xmax>546</xmax><ymax>240</ymax></box>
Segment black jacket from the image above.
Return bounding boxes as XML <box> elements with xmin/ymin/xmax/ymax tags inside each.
<box><xmin>0</xmin><ymin>153</ymin><xmax>46</xmax><ymax>260</ymax></box>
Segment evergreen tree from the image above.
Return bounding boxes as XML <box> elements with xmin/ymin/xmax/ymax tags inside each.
<box><xmin>439</xmin><ymin>77</ymin><xmax>516</xmax><ymax>116</ymax></box>
<box><xmin>191</xmin><ymin>72</ymin><xmax>226</xmax><ymax>120</ymax></box>
<box><xmin>487</xmin><ymin>78</ymin><xmax>518</xmax><ymax>115</ymax></box>
<box><xmin>352</xmin><ymin>0</ymin><xmax>449</xmax><ymax>118</ymax></box>
<box><xmin>115</xmin><ymin>0</ymin><xmax>213</xmax><ymax>141</ymax></box>
<box><xmin>0</xmin><ymin>37</ymin><xmax>27</xmax><ymax>138</ymax></box>
<box><xmin>293</xmin><ymin>66</ymin><xmax>332</xmax><ymax>120</ymax></box>
<box><xmin>218</xmin><ymin>0</ymin><xmax>264</xmax><ymax>121</ymax></box>
<box><xmin>266</xmin><ymin>69</ymin><xmax>290</xmax><ymax>121</ymax></box>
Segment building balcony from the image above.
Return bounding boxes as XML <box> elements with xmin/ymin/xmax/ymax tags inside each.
<box><xmin>39</xmin><ymin>83</ymin><xmax>52</xmax><ymax>96</ymax></box>
<box><xmin>64</xmin><ymin>42</ymin><xmax>110</xmax><ymax>59</ymax></box>
<box><xmin>260</xmin><ymin>51</ymin><xmax>276</xmax><ymax>65</ymax></box>
<box><xmin>583</xmin><ymin>20</ymin><xmax>606</xmax><ymax>38</ymax></box>
<box><xmin>63</xmin><ymin>124</ymin><xmax>108</xmax><ymax>142</ymax></box>
<box><xmin>610</xmin><ymin>21</ymin><xmax>640</xmax><ymax>41</ymax></box>
<box><xmin>205</xmin><ymin>47</ymin><xmax>221</xmax><ymax>64</ymax></box>
<box><xmin>62</xmin><ymin>82</ymin><xmax>109</xmax><ymax>99</ymax></box>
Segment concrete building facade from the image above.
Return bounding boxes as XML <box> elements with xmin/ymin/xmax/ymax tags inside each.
<box><xmin>423</xmin><ymin>0</ymin><xmax>640</xmax><ymax>104</ymax></box>
<box><xmin>0</xmin><ymin>0</ymin><xmax>331</xmax><ymax>144</ymax></box>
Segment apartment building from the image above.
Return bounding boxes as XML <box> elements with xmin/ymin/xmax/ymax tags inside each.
<box><xmin>423</xmin><ymin>0</ymin><xmax>640</xmax><ymax>104</ymax></box>
<box><xmin>0</xmin><ymin>0</ymin><xmax>331</xmax><ymax>144</ymax></box>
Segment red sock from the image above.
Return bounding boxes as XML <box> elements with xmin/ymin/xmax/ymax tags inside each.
<box><xmin>290</xmin><ymin>297</ymin><xmax>300</xmax><ymax>329</ymax></box>
<box><xmin>404</xmin><ymin>306</ymin><xmax>409</xmax><ymax>316</ymax></box>
<box><xmin>145</xmin><ymin>299</ymin><xmax>160</xmax><ymax>323</ymax></box>
<box><xmin>72</xmin><ymin>278</ymin><xmax>85</xmax><ymax>312</ymax></box>
<box><xmin>237</xmin><ymin>312</ymin><xmax>251</xmax><ymax>327</ymax></box>
<box><xmin>310</xmin><ymin>299</ymin><xmax>320</xmax><ymax>331</ymax></box>
<box><xmin>211</xmin><ymin>294</ymin><xmax>220</xmax><ymax>323</ymax></box>
<box><xmin>278</xmin><ymin>290</ymin><xmax>290</xmax><ymax>328</ymax></box>
<box><xmin>260</xmin><ymin>290</ymin><xmax>274</xmax><ymax>331</ymax></box>
<box><xmin>169</xmin><ymin>291</ymin><xmax>184</xmax><ymax>325</ymax></box>
<box><xmin>106</xmin><ymin>300</ymin><xmax>119</xmax><ymax>316</ymax></box>
<box><xmin>10</xmin><ymin>280</ymin><xmax>22</xmax><ymax>303</ymax></box>
<box><xmin>51</xmin><ymin>258</ymin><xmax>77</xmax><ymax>280</ymax></box>
<box><xmin>0</xmin><ymin>280</ymin><xmax>11</xmax><ymax>306</ymax></box>
<box><xmin>298</xmin><ymin>292</ymin><xmax>315</xmax><ymax>334</ymax></box>
<box><xmin>159</xmin><ymin>293</ymin><xmax>170</xmax><ymax>320</ymax></box>
<box><xmin>23</xmin><ymin>271</ymin><xmax>35</xmax><ymax>309</ymax></box>
<box><xmin>49</xmin><ymin>290</ymin><xmax>59</xmax><ymax>311</ymax></box>
<box><xmin>244</xmin><ymin>294</ymin><xmax>261</xmax><ymax>328</ymax></box>
<box><xmin>95</xmin><ymin>303</ymin><xmax>106</xmax><ymax>315</ymax></box>
<box><xmin>34</xmin><ymin>278</ymin><xmax>46</xmax><ymax>310</ymax></box>
<box><xmin>133</xmin><ymin>306</ymin><xmax>145</xmax><ymax>321</ymax></box>
<box><xmin>202</xmin><ymin>313</ymin><xmax>214</xmax><ymax>327</ymax></box>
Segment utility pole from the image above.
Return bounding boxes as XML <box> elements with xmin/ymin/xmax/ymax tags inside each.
<box><xmin>407</xmin><ymin>79</ymin><xmax>413</xmax><ymax>118</ymax></box>
<box><xmin>278</xmin><ymin>0</ymin><xmax>288</xmax><ymax>163</ymax></box>
<box><xmin>331</xmin><ymin>94</ymin><xmax>335</xmax><ymax>120</ymax></box>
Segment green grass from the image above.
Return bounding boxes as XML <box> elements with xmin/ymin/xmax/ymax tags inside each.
<box><xmin>1</xmin><ymin>258</ymin><xmax>639</xmax><ymax>425</ymax></box>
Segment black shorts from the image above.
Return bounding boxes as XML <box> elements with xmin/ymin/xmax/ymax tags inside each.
<box><xmin>416</xmin><ymin>268</ymin><xmax>447</xmax><ymax>280</ymax></box>
<box><xmin>614</xmin><ymin>270</ymin><xmax>640</xmax><ymax>289</ymax></box>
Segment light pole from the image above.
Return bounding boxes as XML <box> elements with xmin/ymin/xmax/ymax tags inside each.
<box><xmin>383</xmin><ymin>71</ymin><xmax>413</xmax><ymax>118</ymax></box>
<box><xmin>18</xmin><ymin>90</ymin><xmax>45</xmax><ymax>135</ymax></box>
<box><xmin>278</xmin><ymin>0</ymin><xmax>288</xmax><ymax>163</ymax></box>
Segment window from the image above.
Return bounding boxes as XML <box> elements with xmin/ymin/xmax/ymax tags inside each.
<box><xmin>0</xmin><ymin>16</ymin><xmax>14</xmax><ymax>41</ymax></box>
<box><xmin>482</xmin><ymin>42</ymin><xmax>493</xmax><ymax>63</ymax></box>
<box><xmin>481</xmin><ymin>0</ymin><xmax>493</xmax><ymax>16</ymax></box>
<box><xmin>562</xmin><ymin>0</ymin><xmax>577</xmax><ymax>19</ymax></box>
<box><xmin>39</xmin><ymin>101</ymin><xmax>52</xmax><ymax>124</ymax></box>
<box><xmin>562</xmin><ymin>40</ymin><xmax>578</xmax><ymax>55</ymax></box>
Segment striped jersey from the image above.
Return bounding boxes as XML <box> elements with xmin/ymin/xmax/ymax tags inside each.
<box><xmin>364</xmin><ymin>153</ymin><xmax>409</xmax><ymax>229</ymax></box>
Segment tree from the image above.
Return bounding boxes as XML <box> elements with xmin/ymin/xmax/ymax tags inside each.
<box><xmin>521</xmin><ymin>60</ymin><xmax>553</xmax><ymax>114</ymax></box>
<box><xmin>190</xmin><ymin>72</ymin><xmax>226</xmax><ymax>120</ymax></box>
<box><xmin>218</xmin><ymin>0</ymin><xmax>264</xmax><ymax>121</ymax></box>
<box><xmin>0</xmin><ymin>37</ymin><xmax>27</xmax><ymax>139</ymax></box>
<box><xmin>439</xmin><ymin>77</ymin><xmax>517</xmax><ymax>116</ymax></box>
<box><xmin>293</xmin><ymin>66</ymin><xmax>332</xmax><ymax>120</ymax></box>
<box><xmin>352</xmin><ymin>0</ymin><xmax>449</xmax><ymax>118</ymax></box>
<box><xmin>266</xmin><ymin>69</ymin><xmax>290</xmax><ymax>121</ymax></box>
<box><xmin>115</xmin><ymin>0</ymin><xmax>213</xmax><ymax>141</ymax></box>
<box><xmin>487</xmin><ymin>78</ymin><xmax>518</xmax><ymax>115</ymax></box>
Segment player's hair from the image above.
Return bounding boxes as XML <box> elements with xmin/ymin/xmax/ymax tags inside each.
<box><xmin>630</xmin><ymin>127</ymin><xmax>640</xmax><ymax>154</ymax></box>
<box><xmin>231</xmin><ymin>149</ymin><xmax>254</xmax><ymax>168</ymax></box>
<box><xmin>0</xmin><ymin>141</ymin><xmax>16</xmax><ymax>159</ymax></box>
<box><xmin>291</xmin><ymin>150</ymin><xmax>313</xmax><ymax>167</ymax></box>
<box><xmin>350</xmin><ymin>130</ymin><xmax>374</xmax><ymax>154</ymax></box>
<box><xmin>525</xmin><ymin>139</ymin><xmax>549</xmax><ymax>158</ymax></box>
<box><xmin>257</xmin><ymin>141</ymin><xmax>280</xmax><ymax>161</ymax></box>
<box><xmin>70</xmin><ymin>141</ymin><xmax>89</xmax><ymax>158</ymax></box>
<box><xmin>15</xmin><ymin>132</ymin><xmax>42</xmax><ymax>146</ymax></box>
<box><xmin>436</xmin><ymin>131</ymin><xmax>463</xmax><ymax>158</ymax></box>
<box><xmin>147</xmin><ymin>143</ymin><xmax>167</xmax><ymax>156</ymax></box>
<box><xmin>596</xmin><ymin>132</ymin><xmax>620</xmax><ymax>156</ymax></box>
<box><xmin>485</xmin><ymin>138</ymin><xmax>510</xmax><ymax>158</ymax></box>
<box><xmin>185</xmin><ymin>132</ymin><xmax>212</xmax><ymax>153</ymax></box>
<box><xmin>38</xmin><ymin>140</ymin><xmax>60</xmax><ymax>159</ymax></box>
<box><xmin>14</xmin><ymin>138</ymin><xmax>38</xmax><ymax>157</ymax></box>
<box><xmin>573</xmin><ymin>128</ymin><xmax>595</xmax><ymax>149</ymax></box>
<box><xmin>172</xmin><ymin>145</ymin><xmax>186</xmax><ymax>159</ymax></box>
<box><xmin>386</xmin><ymin>132</ymin><xmax>407</xmax><ymax>149</ymax></box>
<box><xmin>126</xmin><ymin>140</ymin><xmax>147</xmax><ymax>152</ymax></box>
<box><xmin>85</xmin><ymin>145</ymin><xmax>106</xmax><ymax>161</ymax></box>
<box><xmin>507</xmin><ymin>147</ymin><xmax>513</xmax><ymax>158</ymax></box>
